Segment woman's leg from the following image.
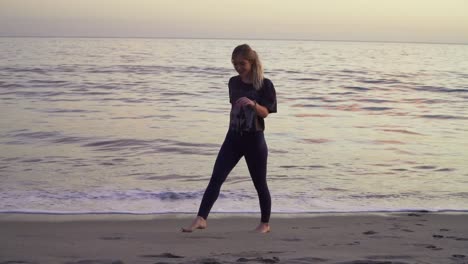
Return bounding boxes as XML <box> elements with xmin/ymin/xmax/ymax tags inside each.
<box><xmin>244</xmin><ymin>132</ymin><xmax>271</xmax><ymax>224</ymax></box>
<box><xmin>197</xmin><ymin>131</ymin><xmax>243</xmax><ymax>220</ymax></box>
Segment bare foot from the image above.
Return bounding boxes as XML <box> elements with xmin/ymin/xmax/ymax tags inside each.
<box><xmin>254</xmin><ymin>222</ymin><xmax>271</xmax><ymax>233</ymax></box>
<box><xmin>181</xmin><ymin>216</ymin><xmax>207</xmax><ymax>232</ymax></box>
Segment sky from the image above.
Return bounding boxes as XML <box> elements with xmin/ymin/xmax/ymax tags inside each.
<box><xmin>1</xmin><ymin>0</ymin><xmax>467</xmax><ymax>44</ymax></box>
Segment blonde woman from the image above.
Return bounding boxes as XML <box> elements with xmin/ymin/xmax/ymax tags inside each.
<box><xmin>182</xmin><ymin>44</ymin><xmax>277</xmax><ymax>233</ymax></box>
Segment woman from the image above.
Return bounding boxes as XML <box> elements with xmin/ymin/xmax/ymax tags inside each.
<box><xmin>182</xmin><ymin>44</ymin><xmax>277</xmax><ymax>233</ymax></box>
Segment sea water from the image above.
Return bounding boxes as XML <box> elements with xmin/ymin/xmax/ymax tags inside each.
<box><xmin>0</xmin><ymin>37</ymin><xmax>467</xmax><ymax>214</ymax></box>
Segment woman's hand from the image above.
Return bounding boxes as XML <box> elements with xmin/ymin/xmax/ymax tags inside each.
<box><xmin>235</xmin><ymin>97</ymin><xmax>255</xmax><ymax>108</ymax></box>
<box><xmin>235</xmin><ymin>97</ymin><xmax>269</xmax><ymax>118</ymax></box>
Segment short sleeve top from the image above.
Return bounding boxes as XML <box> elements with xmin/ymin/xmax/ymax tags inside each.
<box><xmin>228</xmin><ymin>76</ymin><xmax>277</xmax><ymax>132</ymax></box>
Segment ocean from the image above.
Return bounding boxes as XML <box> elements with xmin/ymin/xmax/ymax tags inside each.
<box><xmin>0</xmin><ymin>37</ymin><xmax>467</xmax><ymax>215</ymax></box>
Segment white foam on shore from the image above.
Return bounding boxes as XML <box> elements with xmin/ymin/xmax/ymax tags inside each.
<box><xmin>1</xmin><ymin>208</ymin><xmax>467</xmax><ymax>215</ymax></box>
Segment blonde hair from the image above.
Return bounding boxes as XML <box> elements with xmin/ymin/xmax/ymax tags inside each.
<box><xmin>232</xmin><ymin>44</ymin><xmax>264</xmax><ymax>90</ymax></box>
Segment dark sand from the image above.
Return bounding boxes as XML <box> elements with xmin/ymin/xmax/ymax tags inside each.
<box><xmin>1</xmin><ymin>213</ymin><xmax>467</xmax><ymax>264</ymax></box>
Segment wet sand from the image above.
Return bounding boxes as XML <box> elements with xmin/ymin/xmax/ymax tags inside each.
<box><xmin>0</xmin><ymin>212</ymin><xmax>467</xmax><ymax>264</ymax></box>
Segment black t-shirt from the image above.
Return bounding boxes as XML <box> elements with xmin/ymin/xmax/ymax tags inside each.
<box><xmin>228</xmin><ymin>76</ymin><xmax>277</xmax><ymax>132</ymax></box>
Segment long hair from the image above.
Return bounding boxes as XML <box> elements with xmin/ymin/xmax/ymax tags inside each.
<box><xmin>231</xmin><ymin>44</ymin><xmax>264</xmax><ymax>90</ymax></box>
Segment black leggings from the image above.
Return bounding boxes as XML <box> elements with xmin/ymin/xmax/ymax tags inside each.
<box><xmin>197</xmin><ymin>130</ymin><xmax>271</xmax><ymax>223</ymax></box>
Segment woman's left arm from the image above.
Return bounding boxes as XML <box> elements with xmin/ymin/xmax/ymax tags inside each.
<box><xmin>252</xmin><ymin>102</ymin><xmax>269</xmax><ymax>118</ymax></box>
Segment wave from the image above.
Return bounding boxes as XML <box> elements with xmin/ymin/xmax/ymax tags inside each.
<box><xmin>2</xmin><ymin>188</ymin><xmax>467</xmax><ymax>215</ymax></box>
<box><xmin>413</xmin><ymin>85</ymin><xmax>468</xmax><ymax>93</ymax></box>
<box><xmin>343</xmin><ymin>86</ymin><xmax>371</xmax><ymax>91</ymax></box>
<box><xmin>420</xmin><ymin>114</ymin><xmax>468</xmax><ymax>120</ymax></box>
<box><xmin>291</xmin><ymin>78</ymin><xmax>321</xmax><ymax>81</ymax></box>
<box><xmin>357</xmin><ymin>78</ymin><xmax>401</xmax><ymax>84</ymax></box>
<box><xmin>5</xmin><ymin>130</ymin><xmax>218</xmax><ymax>156</ymax></box>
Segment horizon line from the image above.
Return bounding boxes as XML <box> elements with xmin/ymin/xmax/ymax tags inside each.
<box><xmin>1</xmin><ymin>35</ymin><xmax>467</xmax><ymax>46</ymax></box>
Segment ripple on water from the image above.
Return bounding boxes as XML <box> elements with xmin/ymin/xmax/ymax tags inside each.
<box><xmin>302</xmin><ymin>138</ymin><xmax>332</xmax><ymax>144</ymax></box>
<box><xmin>380</xmin><ymin>129</ymin><xmax>424</xmax><ymax>135</ymax></box>
<box><xmin>420</xmin><ymin>115</ymin><xmax>468</xmax><ymax>120</ymax></box>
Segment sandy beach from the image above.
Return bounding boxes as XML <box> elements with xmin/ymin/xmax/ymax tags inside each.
<box><xmin>1</xmin><ymin>213</ymin><xmax>467</xmax><ymax>264</ymax></box>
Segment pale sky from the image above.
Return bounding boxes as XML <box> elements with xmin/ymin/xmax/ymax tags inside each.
<box><xmin>1</xmin><ymin>0</ymin><xmax>467</xmax><ymax>44</ymax></box>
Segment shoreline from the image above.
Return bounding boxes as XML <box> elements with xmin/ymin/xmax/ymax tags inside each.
<box><xmin>1</xmin><ymin>210</ymin><xmax>468</xmax><ymax>221</ymax></box>
<box><xmin>1</xmin><ymin>212</ymin><xmax>467</xmax><ymax>263</ymax></box>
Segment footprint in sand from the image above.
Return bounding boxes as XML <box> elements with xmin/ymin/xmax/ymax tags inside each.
<box><xmin>442</xmin><ymin>235</ymin><xmax>468</xmax><ymax>241</ymax></box>
<box><xmin>195</xmin><ymin>258</ymin><xmax>223</xmax><ymax>264</ymax></box>
<box><xmin>413</xmin><ymin>243</ymin><xmax>443</xmax><ymax>251</ymax></box>
<box><xmin>0</xmin><ymin>261</ymin><xmax>38</xmax><ymax>264</ymax></box>
<box><xmin>425</xmin><ymin>245</ymin><xmax>443</xmax><ymax>251</ymax></box>
<box><xmin>187</xmin><ymin>236</ymin><xmax>226</xmax><ymax>240</ymax></box>
<box><xmin>290</xmin><ymin>257</ymin><xmax>328</xmax><ymax>263</ymax></box>
<box><xmin>100</xmin><ymin>236</ymin><xmax>123</xmax><ymax>240</ymax></box>
<box><xmin>401</xmin><ymin>229</ymin><xmax>414</xmax><ymax>233</ymax></box>
<box><xmin>236</xmin><ymin>256</ymin><xmax>280</xmax><ymax>263</ymax></box>
<box><xmin>63</xmin><ymin>260</ymin><xmax>125</xmax><ymax>264</ymax></box>
<box><xmin>366</xmin><ymin>255</ymin><xmax>413</xmax><ymax>260</ymax></box>
<box><xmin>335</xmin><ymin>260</ymin><xmax>410</xmax><ymax>264</ymax></box>
<box><xmin>280</xmin><ymin>238</ymin><xmax>302</xmax><ymax>242</ymax></box>
<box><xmin>140</xmin><ymin>253</ymin><xmax>184</xmax><ymax>259</ymax></box>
